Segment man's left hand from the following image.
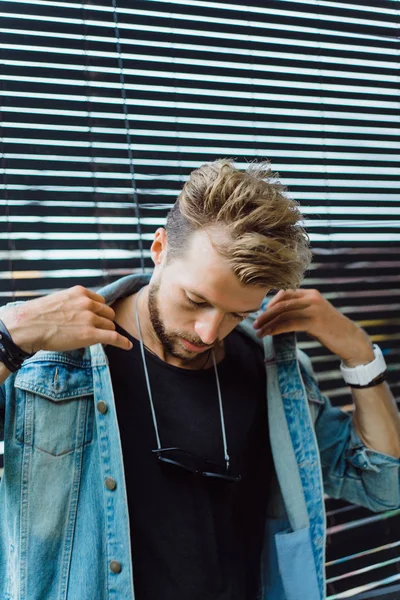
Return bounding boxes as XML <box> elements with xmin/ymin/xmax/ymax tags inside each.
<box><xmin>252</xmin><ymin>289</ymin><xmax>374</xmax><ymax>366</ymax></box>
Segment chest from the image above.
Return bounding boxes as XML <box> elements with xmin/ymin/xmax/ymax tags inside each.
<box><xmin>106</xmin><ymin>329</ymin><xmax>268</xmax><ymax>473</ymax></box>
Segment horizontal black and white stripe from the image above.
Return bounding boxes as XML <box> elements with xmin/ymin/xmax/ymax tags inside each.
<box><xmin>1</xmin><ymin>1</ymin><xmax>399</xmax><ymax>597</ymax></box>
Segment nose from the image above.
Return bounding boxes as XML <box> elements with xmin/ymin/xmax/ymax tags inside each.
<box><xmin>194</xmin><ymin>310</ymin><xmax>225</xmax><ymax>346</ymax></box>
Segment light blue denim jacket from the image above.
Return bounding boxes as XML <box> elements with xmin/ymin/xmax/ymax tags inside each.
<box><xmin>0</xmin><ymin>274</ymin><xmax>399</xmax><ymax>600</ymax></box>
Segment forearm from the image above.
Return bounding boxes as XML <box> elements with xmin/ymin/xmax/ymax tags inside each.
<box><xmin>352</xmin><ymin>381</ymin><xmax>400</xmax><ymax>459</ymax></box>
<box><xmin>343</xmin><ymin>330</ymin><xmax>400</xmax><ymax>459</ymax></box>
<box><xmin>253</xmin><ymin>289</ymin><xmax>400</xmax><ymax>459</ymax></box>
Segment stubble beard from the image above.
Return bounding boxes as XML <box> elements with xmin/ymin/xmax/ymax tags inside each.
<box><xmin>147</xmin><ymin>282</ymin><xmax>210</xmax><ymax>364</ymax></box>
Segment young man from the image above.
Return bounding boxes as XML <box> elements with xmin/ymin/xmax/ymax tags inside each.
<box><xmin>0</xmin><ymin>160</ymin><xmax>399</xmax><ymax>600</ymax></box>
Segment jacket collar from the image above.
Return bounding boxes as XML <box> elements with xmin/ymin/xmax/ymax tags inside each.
<box><xmin>97</xmin><ymin>272</ymin><xmax>263</xmax><ymax>341</ymax></box>
<box><xmin>98</xmin><ymin>273</ymin><xmax>152</xmax><ymax>306</ymax></box>
<box><xmin>97</xmin><ymin>273</ymin><xmax>297</xmax><ymax>360</ymax></box>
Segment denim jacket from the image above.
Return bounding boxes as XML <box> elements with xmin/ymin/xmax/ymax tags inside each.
<box><xmin>0</xmin><ymin>273</ymin><xmax>399</xmax><ymax>600</ymax></box>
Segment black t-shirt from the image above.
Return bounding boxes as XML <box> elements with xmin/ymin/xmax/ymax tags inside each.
<box><xmin>106</xmin><ymin>322</ymin><xmax>272</xmax><ymax>600</ymax></box>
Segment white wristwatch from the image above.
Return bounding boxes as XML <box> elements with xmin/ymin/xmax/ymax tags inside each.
<box><xmin>340</xmin><ymin>344</ymin><xmax>386</xmax><ymax>387</ymax></box>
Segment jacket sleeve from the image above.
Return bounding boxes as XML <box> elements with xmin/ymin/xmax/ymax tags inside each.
<box><xmin>0</xmin><ymin>300</ymin><xmax>26</xmax><ymax>446</ymax></box>
<box><xmin>0</xmin><ymin>385</ymin><xmax>4</xmax><ymax>446</ymax></box>
<box><xmin>0</xmin><ymin>305</ymin><xmax>9</xmax><ymax>445</ymax></box>
<box><xmin>298</xmin><ymin>350</ymin><xmax>400</xmax><ymax>513</ymax></box>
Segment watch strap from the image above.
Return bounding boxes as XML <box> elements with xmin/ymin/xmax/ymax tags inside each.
<box><xmin>0</xmin><ymin>319</ymin><xmax>35</xmax><ymax>372</ymax></box>
<box><xmin>340</xmin><ymin>344</ymin><xmax>386</xmax><ymax>387</ymax></box>
<box><xmin>348</xmin><ymin>372</ymin><xmax>386</xmax><ymax>389</ymax></box>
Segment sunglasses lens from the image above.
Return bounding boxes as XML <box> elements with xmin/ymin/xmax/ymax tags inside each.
<box><xmin>203</xmin><ymin>470</ymin><xmax>241</xmax><ymax>482</ymax></box>
<box><xmin>155</xmin><ymin>453</ymin><xmax>196</xmax><ymax>474</ymax></box>
<box><xmin>152</xmin><ymin>448</ymin><xmax>241</xmax><ymax>482</ymax></box>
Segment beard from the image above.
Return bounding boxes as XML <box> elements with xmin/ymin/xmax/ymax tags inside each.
<box><xmin>147</xmin><ymin>281</ymin><xmax>211</xmax><ymax>363</ymax></box>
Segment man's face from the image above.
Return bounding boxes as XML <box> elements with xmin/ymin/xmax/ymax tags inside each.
<box><xmin>147</xmin><ymin>229</ymin><xmax>269</xmax><ymax>365</ymax></box>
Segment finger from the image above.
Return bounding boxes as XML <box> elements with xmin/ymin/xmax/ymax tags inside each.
<box><xmin>92</xmin><ymin>301</ymin><xmax>116</xmax><ymax>321</ymax></box>
<box><xmin>93</xmin><ymin>328</ymin><xmax>133</xmax><ymax>350</ymax></box>
<box><xmin>264</xmin><ymin>288</ymin><xmax>303</xmax><ymax>311</ymax></box>
<box><xmin>83</xmin><ymin>288</ymin><xmax>107</xmax><ymax>304</ymax></box>
<box><xmin>92</xmin><ymin>315</ymin><xmax>117</xmax><ymax>331</ymax></box>
<box><xmin>67</xmin><ymin>285</ymin><xmax>106</xmax><ymax>305</ymax></box>
<box><xmin>253</xmin><ymin>299</ymin><xmax>310</xmax><ymax>329</ymax></box>
<box><xmin>264</xmin><ymin>289</ymin><xmax>286</xmax><ymax>309</ymax></box>
<box><xmin>255</xmin><ymin>312</ymin><xmax>310</xmax><ymax>337</ymax></box>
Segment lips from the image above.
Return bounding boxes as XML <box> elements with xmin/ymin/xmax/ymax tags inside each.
<box><xmin>179</xmin><ymin>338</ymin><xmax>210</xmax><ymax>353</ymax></box>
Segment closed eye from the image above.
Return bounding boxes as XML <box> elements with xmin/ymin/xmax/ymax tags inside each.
<box><xmin>186</xmin><ymin>296</ymin><xmax>208</xmax><ymax>306</ymax></box>
<box><xmin>186</xmin><ymin>297</ymin><xmax>209</xmax><ymax>309</ymax></box>
<box><xmin>186</xmin><ymin>297</ymin><xmax>246</xmax><ymax>321</ymax></box>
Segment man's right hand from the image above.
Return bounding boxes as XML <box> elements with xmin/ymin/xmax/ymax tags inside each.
<box><xmin>0</xmin><ymin>285</ymin><xmax>133</xmax><ymax>354</ymax></box>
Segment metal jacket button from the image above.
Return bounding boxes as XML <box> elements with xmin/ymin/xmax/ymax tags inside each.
<box><xmin>97</xmin><ymin>401</ymin><xmax>108</xmax><ymax>414</ymax></box>
<box><xmin>105</xmin><ymin>477</ymin><xmax>117</xmax><ymax>491</ymax></box>
<box><xmin>110</xmin><ymin>560</ymin><xmax>122</xmax><ymax>574</ymax></box>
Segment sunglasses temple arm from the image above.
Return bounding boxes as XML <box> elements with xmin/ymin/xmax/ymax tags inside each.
<box><xmin>135</xmin><ymin>289</ymin><xmax>162</xmax><ymax>450</ymax></box>
<box><xmin>212</xmin><ymin>350</ymin><xmax>230</xmax><ymax>470</ymax></box>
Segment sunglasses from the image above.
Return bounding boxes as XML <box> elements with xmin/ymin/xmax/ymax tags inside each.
<box><xmin>151</xmin><ymin>447</ymin><xmax>241</xmax><ymax>482</ymax></box>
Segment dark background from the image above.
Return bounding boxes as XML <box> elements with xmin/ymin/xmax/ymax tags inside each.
<box><xmin>1</xmin><ymin>1</ymin><xmax>399</xmax><ymax>597</ymax></box>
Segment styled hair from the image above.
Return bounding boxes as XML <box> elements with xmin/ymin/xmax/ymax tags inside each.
<box><xmin>165</xmin><ymin>159</ymin><xmax>312</xmax><ymax>289</ymax></box>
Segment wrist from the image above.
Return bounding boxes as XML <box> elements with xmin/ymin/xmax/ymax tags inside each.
<box><xmin>340</xmin><ymin>329</ymin><xmax>375</xmax><ymax>368</ymax></box>
<box><xmin>1</xmin><ymin>308</ymin><xmax>38</xmax><ymax>354</ymax></box>
<box><xmin>0</xmin><ymin>318</ymin><xmax>36</xmax><ymax>372</ymax></box>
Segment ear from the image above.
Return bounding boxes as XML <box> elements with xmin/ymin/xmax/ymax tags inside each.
<box><xmin>150</xmin><ymin>228</ymin><xmax>167</xmax><ymax>266</ymax></box>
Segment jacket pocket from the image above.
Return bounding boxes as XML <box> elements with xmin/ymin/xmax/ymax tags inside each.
<box><xmin>275</xmin><ymin>527</ymin><xmax>322</xmax><ymax>600</ymax></box>
<box><xmin>14</xmin><ymin>360</ymin><xmax>94</xmax><ymax>457</ymax></box>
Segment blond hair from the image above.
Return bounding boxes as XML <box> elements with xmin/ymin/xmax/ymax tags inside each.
<box><xmin>166</xmin><ymin>159</ymin><xmax>311</xmax><ymax>289</ymax></box>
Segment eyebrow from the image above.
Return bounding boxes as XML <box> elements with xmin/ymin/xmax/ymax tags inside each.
<box><xmin>186</xmin><ymin>290</ymin><xmax>261</xmax><ymax>315</ymax></box>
